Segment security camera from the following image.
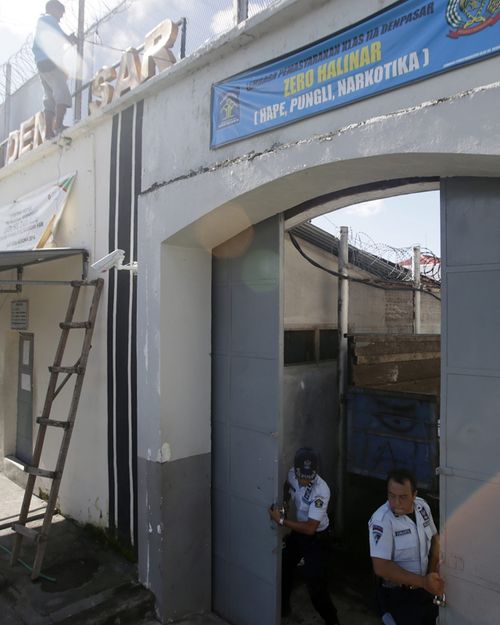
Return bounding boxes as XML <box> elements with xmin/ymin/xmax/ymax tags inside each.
<box><xmin>91</xmin><ymin>249</ymin><xmax>138</xmax><ymax>274</ymax></box>
<box><xmin>91</xmin><ymin>249</ymin><xmax>126</xmax><ymax>272</ymax></box>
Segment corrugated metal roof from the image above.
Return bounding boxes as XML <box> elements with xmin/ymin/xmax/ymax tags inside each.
<box><xmin>290</xmin><ymin>222</ymin><xmax>412</xmax><ymax>282</ymax></box>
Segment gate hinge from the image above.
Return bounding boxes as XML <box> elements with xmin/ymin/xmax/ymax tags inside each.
<box><xmin>435</xmin><ymin>466</ymin><xmax>454</xmax><ymax>476</ymax></box>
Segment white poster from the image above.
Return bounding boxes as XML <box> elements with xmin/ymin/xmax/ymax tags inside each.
<box><xmin>0</xmin><ymin>173</ymin><xmax>76</xmax><ymax>251</ymax></box>
<box><xmin>11</xmin><ymin>300</ymin><xmax>29</xmax><ymax>330</ymax></box>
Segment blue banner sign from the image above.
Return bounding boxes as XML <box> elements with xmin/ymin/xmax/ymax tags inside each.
<box><xmin>211</xmin><ymin>0</ymin><xmax>500</xmax><ymax>148</ymax></box>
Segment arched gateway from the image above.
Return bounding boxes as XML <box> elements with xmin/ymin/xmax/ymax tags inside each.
<box><xmin>137</xmin><ymin>2</ymin><xmax>500</xmax><ymax>624</ymax></box>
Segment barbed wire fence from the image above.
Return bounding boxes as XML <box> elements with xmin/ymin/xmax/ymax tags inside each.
<box><xmin>317</xmin><ymin>214</ymin><xmax>441</xmax><ymax>284</ymax></box>
<box><xmin>350</xmin><ymin>232</ymin><xmax>441</xmax><ymax>283</ymax></box>
<box><xmin>0</xmin><ymin>0</ymin><xmax>281</xmax><ymax>106</ymax></box>
<box><xmin>0</xmin><ymin>0</ymin><xmax>134</xmax><ymax>103</ymax></box>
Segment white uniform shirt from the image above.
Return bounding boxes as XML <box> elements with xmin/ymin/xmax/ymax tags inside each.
<box><xmin>368</xmin><ymin>497</ymin><xmax>437</xmax><ymax>576</ymax></box>
<box><xmin>287</xmin><ymin>468</ymin><xmax>331</xmax><ymax>532</ymax></box>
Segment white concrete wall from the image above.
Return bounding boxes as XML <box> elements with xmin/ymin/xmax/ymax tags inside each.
<box><xmin>159</xmin><ymin>243</ymin><xmax>211</xmax><ymax>463</ymax></box>
<box><xmin>0</xmin><ymin>121</ymin><xmax>113</xmax><ymax>527</ymax></box>
<box><xmin>284</xmin><ymin>234</ymin><xmax>441</xmax><ymax>333</ymax></box>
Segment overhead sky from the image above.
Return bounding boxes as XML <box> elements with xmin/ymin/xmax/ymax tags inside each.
<box><xmin>313</xmin><ymin>191</ymin><xmax>441</xmax><ymax>256</ymax></box>
<box><xmin>0</xmin><ymin>2</ymin><xmax>42</xmax><ymax>62</ymax></box>
<box><xmin>0</xmin><ymin>0</ymin><xmax>237</xmax><ymax>65</ymax></box>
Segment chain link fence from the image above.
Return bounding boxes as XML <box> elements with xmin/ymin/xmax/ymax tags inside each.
<box><xmin>0</xmin><ymin>0</ymin><xmax>281</xmax><ymax>106</ymax></box>
<box><xmin>248</xmin><ymin>0</ymin><xmax>281</xmax><ymax>18</ymax></box>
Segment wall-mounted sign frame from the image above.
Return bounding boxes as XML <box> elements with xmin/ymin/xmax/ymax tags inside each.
<box><xmin>11</xmin><ymin>299</ymin><xmax>29</xmax><ymax>330</ymax></box>
<box><xmin>211</xmin><ymin>0</ymin><xmax>500</xmax><ymax>148</ymax></box>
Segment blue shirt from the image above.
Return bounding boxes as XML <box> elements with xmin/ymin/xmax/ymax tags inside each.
<box><xmin>32</xmin><ymin>14</ymin><xmax>67</xmax><ymax>64</ymax></box>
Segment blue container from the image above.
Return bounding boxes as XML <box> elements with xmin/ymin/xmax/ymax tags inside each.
<box><xmin>346</xmin><ymin>387</ymin><xmax>438</xmax><ymax>492</ymax></box>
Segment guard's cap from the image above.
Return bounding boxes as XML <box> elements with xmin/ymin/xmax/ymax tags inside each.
<box><xmin>294</xmin><ymin>447</ymin><xmax>318</xmax><ymax>481</ymax></box>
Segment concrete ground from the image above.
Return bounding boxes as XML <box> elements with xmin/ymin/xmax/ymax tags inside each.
<box><xmin>0</xmin><ymin>472</ymin><xmax>380</xmax><ymax>625</ymax></box>
<box><xmin>283</xmin><ymin>544</ymin><xmax>380</xmax><ymax>625</ymax></box>
<box><xmin>142</xmin><ymin>540</ymin><xmax>382</xmax><ymax>625</ymax></box>
<box><xmin>0</xmin><ymin>472</ymin><xmax>154</xmax><ymax>625</ymax></box>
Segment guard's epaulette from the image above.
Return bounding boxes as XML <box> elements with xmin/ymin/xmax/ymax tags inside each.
<box><xmin>370</xmin><ymin>503</ymin><xmax>391</xmax><ymax>525</ymax></box>
<box><xmin>417</xmin><ymin>500</ymin><xmax>430</xmax><ymax>524</ymax></box>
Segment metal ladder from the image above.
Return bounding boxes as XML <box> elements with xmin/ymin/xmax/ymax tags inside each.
<box><xmin>10</xmin><ymin>278</ymin><xmax>104</xmax><ymax>580</ymax></box>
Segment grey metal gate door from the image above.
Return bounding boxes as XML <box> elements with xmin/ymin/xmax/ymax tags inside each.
<box><xmin>440</xmin><ymin>178</ymin><xmax>500</xmax><ymax>624</ymax></box>
<box><xmin>16</xmin><ymin>332</ymin><xmax>34</xmax><ymax>464</ymax></box>
<box><xmin>212</xmin><ymin>215</ymin><xmax>283</xmax><ymax>625</ymax></box>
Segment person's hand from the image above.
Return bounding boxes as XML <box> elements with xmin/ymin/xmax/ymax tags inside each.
<box><xmin>423</xmin><ymin>572</ymin><xmax>444</xmax><ymax>595</ymax></box>
<box><xmin>268</xmin><ymin>505</ymin><xmax>281</xmax><ymax>524</ymax></box>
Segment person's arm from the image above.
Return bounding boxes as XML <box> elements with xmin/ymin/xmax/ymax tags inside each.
<box><xmin>372</xmin><ymin>557</ymin><xmax>444</xmax><ymax>595</ymax></box>
<box><xmin>51</xmin><ymin>17</ymin><xmax>77</xmax><ymax>45</ymax></box>
<box><xmin>268</xmin><ymin>505</ymin><xmax>320</xmax><ymax>535</ymax></box>
<box><xmin>282</xmin><ymin>479</ymin><xmax>292</xmax><ymax>512</ymax></box>
<box><xmin>427</xmin><ymin>533</ymin><xmax>440</xmax><ymax>574</ymax></box>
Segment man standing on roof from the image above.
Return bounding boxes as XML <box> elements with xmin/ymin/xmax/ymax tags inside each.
<box><xmin>369</xmin><ymin>468</ymin><xmax>445</xmax><ymax>625</ymax></box>
<box><xmin>32</xmin><ymin>1</ymin><xmax>77</xmax><ymax>139</ymax></box>
<box><xmin>269</xmin><ymin>447</ymin><xmax>340</xmax><ymax>625</ymax></box>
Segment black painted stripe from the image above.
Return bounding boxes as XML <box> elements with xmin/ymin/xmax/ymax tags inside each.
<box><xmin>131</xmin><ymin>100</ymin><xmax>143</xmax><ymax>548</ymax></box>
<box><xmin>107</xmin><ymin>103</ymin><xmax>142</xmax><ymax>550</ymax></box>
<box><xmin>107</xmin><ymin>114</ymin><xmax>119</xmax><ymax>535</ymax></box>
<box><xmin>115</xmin><ymin>105</ymin><xmax>134</xmax><ymax>543</ymax></box>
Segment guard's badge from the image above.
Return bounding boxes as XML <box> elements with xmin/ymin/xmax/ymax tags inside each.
<box><xmin>372</xmin><ymin>524</ymin><xmax>383</xmax><ymax>545</ymax></box>
<box><xmin>446</xmin><ymin>0</ymin><xmax>500</xmax><ymax>38</ymax></box>
<box><xmin>314</xmin><ymin>498</ymin><xmax>324</xmax><ymax>508</ymax></box>
<box><xmin>418</xmin><ymin>506</ymin><xmax>430</xmax><ymax>524</ymax></box>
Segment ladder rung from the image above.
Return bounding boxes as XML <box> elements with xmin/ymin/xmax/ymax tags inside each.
<box><xmin>36</xmin><ymin>417</ymin><xmax>71</xmax><ymax>429</ymax></box>
<box><xmin>8</xmin><ymin>278</ymin><xmax>103</xmax><ymax>580</ymax></box>
<box><xmin>71</xmin><ymin>279</ymin><xmax>100</xmax><ymax>287</ymax></box>
<box><xmin>49</xmin><ymin>365</ymin><xmax>84</xmax><ymax>374</ymax></box>
<box><xmin>24</xmin><ymin>466</ymin><xmax>59</xmax><ymax>479</ymax></box>
<box><xmin>59</xmin><ymin>321</ymin><xmax>92</xmax><ymax>329</ymax></box>
<box><xmin>0</xmin><ymin>512</ymin><xmax>45</xmax><ymax>531</ymax></box>
<box><xmin>13</xmin><ymin>524</ymin><xmax>41</xmax><ymax>542</ymax></box>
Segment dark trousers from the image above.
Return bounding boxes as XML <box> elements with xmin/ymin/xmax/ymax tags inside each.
<box><xmin>377</xmin><ymin>586</ymin><xmax>438</xmax><ymax>625</ymax></box>
<box><xmin>282</xmin><ymin>530</ymin><xmax>338</xmax><ymax>624</ymax></box>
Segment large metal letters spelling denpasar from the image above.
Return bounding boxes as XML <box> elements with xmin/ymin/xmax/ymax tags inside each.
<box><xmin>6</xmin><ymin>19</ymin><xmax>178</xmax><ymax>165</ymax></box>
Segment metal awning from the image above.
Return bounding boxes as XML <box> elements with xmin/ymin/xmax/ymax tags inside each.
<box><xmin>0</xmin><ymin>248</ymin><xmax>89</xmax><ymax>291</ymax></box>
<box><xmin>0</xmin><ymin>248</ymin><xmax>88</xmax><ymax>273</ymax></box>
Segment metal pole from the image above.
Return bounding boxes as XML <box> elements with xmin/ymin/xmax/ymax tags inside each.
<box><xmin>413</xmin><ymin>245</ymin><xmax>421</xmax><ymax>334</ymax></box>
<box><xmin>4</xmin><ymin>62</ymin><xmax>12</xmax><ymax>137</ymax></box>
<box><xmin>336</xmin><ymin>226</ymin><xmax>349</xmax><ymax>534</ymax></box>
<box><xmin>74</xmin><ymin>0</ymin><xmax>85</xmax><ymax>123</ymax></box>
<box><xmin>179</xmin><ymin>18</ymin><xmax>187</xmax><ymax>59</ymax></box>
<box><xmin>234</xmin><ymin>0</ymin><xmax>248</xmax><ymax>23</ymax></box>
<box><xmin>0</xmin><ymin>279</ymin><xmax>84</xmax><ymax>286</ymax></box>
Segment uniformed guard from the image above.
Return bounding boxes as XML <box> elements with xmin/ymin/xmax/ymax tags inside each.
<box><xmin>368</xmin><ymin>468</ymin><xmax>444</xmax><ymax>625</ymax></box>
<box><xmin>269</xmin><ymin>447</ymin><xmax>340</xmax><ymax>625</ymax></box>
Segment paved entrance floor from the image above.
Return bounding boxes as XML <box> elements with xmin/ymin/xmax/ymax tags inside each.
<box><xmin>0</xmin><ymin>472</ymin><xmax>154</xmax><ymax>625</ymax></box>
<box><xmin>1</xmin><ymin>472</ymin><xmax>380</xmax><ymax>625</ymax></box>
<box><xmin>283</xmin><ymin>544</ymin><xmax>380</xmax><ymax>625</ymax></box>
